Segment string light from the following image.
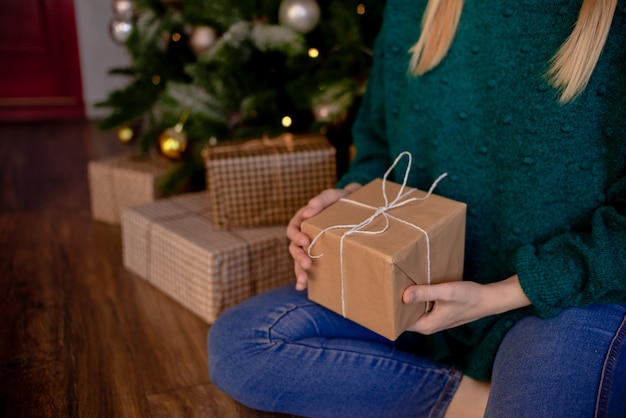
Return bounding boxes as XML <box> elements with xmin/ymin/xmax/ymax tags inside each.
<box><xmin>171</xmin><ymin>32</ymin><xmax>181</xmax><ymax>42</ymax></box>
<box><xmin>357</xmin><ymin>4</ymin><xmax>366</xmax><ymax>14</ymax></box>
<box><xmin>151</xmin><ymin>75</ymin><xmax>161</xmax><ymax>85</ymax></box>
<box><xmin>308</xmin><ymin>48</ymin><xmax>320</xmax><ymax>58</ymax></box>
<box><xmin>281</xmin><ymin>116</ymin><xmax>293</xmax><ymax>127</ymax></box>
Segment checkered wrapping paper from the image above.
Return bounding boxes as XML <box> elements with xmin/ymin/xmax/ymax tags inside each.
<box><xmin>121</xmin><ymin>192</ymin><xmax>293</xmax><ymax>323</ymax></box>
<box><xmin>88</xmin><ymin>153</ymin><xmax>172</xmax><ymax>225</ymax></box>
<box><xmin>204</xmin><ymin>133</ymin><xmax>337</xmax><ymax>229</ymax></box>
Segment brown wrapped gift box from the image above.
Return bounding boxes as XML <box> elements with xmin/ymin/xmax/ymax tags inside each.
<box><xmin>88</xmin><ymin>153</ymin><xmax>173</xmax><ymax>225</ymax></box>
<box><xmin>121</xmin><ymin>192</ymin><xmax>293</xmax><ymax>323</ymax></box>
<box><xmin>301</xmin><ymin>178</ymin><xmax>466</xmax><ymax>340</ymax></box>
<box><xmin>204</xmin><ymin>133</ymin><xmax>336</xmax><ymax>229</ymax></box>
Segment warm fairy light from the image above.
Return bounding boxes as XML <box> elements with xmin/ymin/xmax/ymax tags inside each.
<box><xmin>281</xmin><ymin>116</ymin><xmax>293</xmax><ymax>127</ymax></box>
<box><xmin>308</xmin><ymin>48</ymin><xmax>319</xmax><ymax>58</ymax></box>
<box><xmin>172</xmin><ymin>32</ymin><xmax>182</xmax><ymax>42</ymax></box>
<box><xmin>357</xmin><ymin>4</ymin><xmax>366</xmax><ymax>14</ymax></box>
<box><xmin>151</xmin><ymin>75</ymin><xmax>161</xmax><ymax>85</ymax></box>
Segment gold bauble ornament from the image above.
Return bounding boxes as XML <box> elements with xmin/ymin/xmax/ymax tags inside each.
<box><xmin>158</xmin><ymin>111</ymin><xmax>189</xmax><ymax>160</ymax></box>
<box><xmin>159</xmin><ymin>127</ymin><xmax>187</xmax><ymax>159</ymax></box>
<box><xmin>117</xmin><ymin>125</ymin><xmax>134</xmax><ymax>143</ymax></box>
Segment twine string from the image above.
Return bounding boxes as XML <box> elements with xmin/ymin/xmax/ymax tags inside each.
<box><xmin>307</xmin><ymin>151</ymin><xmax>447</xmax><ymax>317</ymax></box>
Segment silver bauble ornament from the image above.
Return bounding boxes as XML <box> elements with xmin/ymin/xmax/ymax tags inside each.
<box><xmin>279</xmin><ymin>0</ymin><xmax>320</xmax><ymax>34</ymax></box>
<box><xmin>109</xmin><ymin>17</ymin><xmax>133</xmax><ymax>44</ymax></box>
<box><xmin>112</xmin><ymin>0</ymin><xmax>134</xmax><ymax>20</ymax></box>
<box><xmin>189</xmin><ymin>26</ymin><xmax>218</xmax><ymax>55</ymax></box>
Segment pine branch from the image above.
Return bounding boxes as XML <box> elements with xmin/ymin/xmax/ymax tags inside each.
<box><xmin>99</xmin><ymin>0</ymin><xmax>386</xmax><ymax>188</ymax></box>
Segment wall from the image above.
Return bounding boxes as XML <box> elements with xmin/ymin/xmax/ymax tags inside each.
<box><xmin>73</xmin><ymin>0</ymin><xmax>131</xmax><ymax>120</ymax></box>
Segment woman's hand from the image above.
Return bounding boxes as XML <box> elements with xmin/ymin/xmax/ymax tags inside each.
<box><xmin>402</xmin><ymin>275</ymin><xmax>531</xmax><ymax>334</ymax></box>
<box><xmin>287</xmin><ymin>183</ymin><xmax>361</xmax><ymax>290</ymax></box>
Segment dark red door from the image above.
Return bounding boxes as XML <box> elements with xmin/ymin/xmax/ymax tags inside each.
<box><xmin>0</xmin><ymin>0</ymin><xmax>85</xmax><ymax>121</ymax></box>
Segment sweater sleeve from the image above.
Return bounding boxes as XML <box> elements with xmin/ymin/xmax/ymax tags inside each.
<box><xmin>514</xmin><ymin>174</ymin><xmax>626</xmax><ymax>318</ymax></box>
<box><xmin>335</xmin><ymin>29</ymin><xmax>393</xmax><ymax>189</ymax></box>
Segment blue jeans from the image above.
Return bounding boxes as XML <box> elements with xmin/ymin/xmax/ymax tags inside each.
<box><xmin>207</xmin><ymin>285</ymin><xmax>626</xmax><ymax>417</ymax></box>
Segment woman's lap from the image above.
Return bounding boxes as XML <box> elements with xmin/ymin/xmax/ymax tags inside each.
<box><xmin>208</xmin><ymin>285</ymin><xmax>461</xmax><ymax>418</ymax></box>
<box><xmin>208</xmin><ymin>285</ymin><xmax>626</xmax><ymax>417</ymax></box>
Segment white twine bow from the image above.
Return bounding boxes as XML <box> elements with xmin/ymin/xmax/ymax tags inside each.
<box><xmin>307</xmin><ymin>151</ymin><xmax>447</xmax><ymax>317</ymax></box>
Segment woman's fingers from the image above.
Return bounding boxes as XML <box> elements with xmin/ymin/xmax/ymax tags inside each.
<box><xmin>286</xmin><ymin>209</ymin><xmax>309</xmax><ymax>244</ymax></box>
<box><xmin>402</xmin><ymin>282</ymin><xmax>486</xmax><ymax>334</ymax></box>
<box><xmin>286</xmin><ymin>186</ymin><xmax>361</xmax><ymax>291</ymax></box>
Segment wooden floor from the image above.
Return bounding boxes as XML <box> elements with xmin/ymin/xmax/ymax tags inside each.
<box><xmin>0</xmin><ymin>120</ymin><xmax>294</xmax><ymax>417</ymax></box>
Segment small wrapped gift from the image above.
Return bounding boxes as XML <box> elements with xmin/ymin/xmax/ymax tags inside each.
<box><xmin>203</xmin><ymin>133</ymin><xmax>336</xmax><ymax>229</ymax></box>
<box><xmin>121</xmin><ymin>192</ymin><xmax>293</xmax><ymax>323</ymax></box>
<box><xmin>88</xmin><ymin>153</ymin><xmax>174</xmax><ymax>225</ymax></box>
<box><xmin>301</xmin><ymin>155</ymin><xmax>466</xmax><ymax>340</ymax></box>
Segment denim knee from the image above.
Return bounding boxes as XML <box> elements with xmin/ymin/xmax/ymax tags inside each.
<box><xmin>207</xmin><ymin>286</ymin><xmax>314</xmax><ymax>411</ymax></box>
<box><xmin>486</xmin><ymin>304</ymin><xmax>626</xmax><ymax>417</ymax></box>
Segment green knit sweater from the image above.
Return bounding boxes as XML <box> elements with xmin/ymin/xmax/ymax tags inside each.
<box><xmin>336</xmin><ymin>0</ymin><xmax>626</xmax><ymax>381</ymax></box>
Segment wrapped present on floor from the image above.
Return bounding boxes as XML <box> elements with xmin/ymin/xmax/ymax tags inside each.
<box><xmin>203</xmin><ymin>133</ymin><xmax>336</xmax><ymax>229</ymax></box>
<box><xmin>301</xmin><ymin>153</ymin><xmax>466</xmax><ymax>340</ymax></box>
<box><xmin>88</xmin><ymin>153</ymin><xmax>174</xmax><ymax>225</ymax></box>
<box><xmin>121</xmin><ymin>192</ymin><xmax>294</xmax><ymax>323</ymax></box>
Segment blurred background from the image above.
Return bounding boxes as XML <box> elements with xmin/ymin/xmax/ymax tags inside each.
<box><xmin>0</xmin><ymin>0</ymin><xmax>383</xmax><ymax>185</ymax></box>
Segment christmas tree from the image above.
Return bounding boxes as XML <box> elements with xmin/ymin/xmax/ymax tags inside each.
<box><xmin>98</xmin><ymin>0</ymin><xmax>384</xmax><ymax>190</ymax></box>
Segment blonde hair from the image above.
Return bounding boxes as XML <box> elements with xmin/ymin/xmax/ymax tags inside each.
<box><xmin>408</xmin><ymin>0</ymin><xmax>618</xmax><ymax>103</ymax></box>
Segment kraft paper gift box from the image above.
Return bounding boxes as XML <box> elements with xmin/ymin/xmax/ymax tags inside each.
<box><xmin>301</xmin><ymin>178</ymin><xmax>466</xmax><ymax>340</ymax></box>
<box><xmin>203</xmin><ymin>133</ymin><xmax>336</xmax><ymax>229</ymax></box>
<box><xmin>121</xmin><ymin>192</ymin><xmax>293</xmax><ymax>323</ymax></box>
<box><xmin>88</xmin><ymin>153</ymin><xmax>173</xmax><ymax>225</ymax></box>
